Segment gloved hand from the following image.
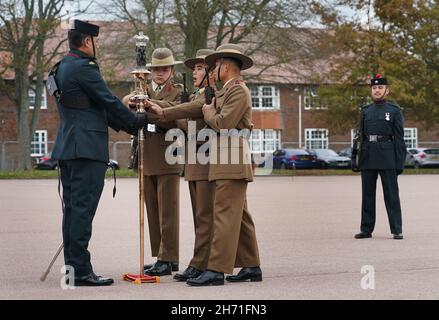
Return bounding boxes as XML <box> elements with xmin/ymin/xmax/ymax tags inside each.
<box><xmin>135</xmin><ymin>112</ymin><xmax>148</xmax><ymax>128</ymax></box>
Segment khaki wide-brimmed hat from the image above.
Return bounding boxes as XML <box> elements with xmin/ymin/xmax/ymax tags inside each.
<box><xmin>146</xmin><ymin>48</ymin><xmax>183</xmax><ymax>68</ymax></box>
<box><xmin>205</xmin><ymin>43</ymin><xmax>253</xmax><ymax>70</ymax></box>
<box><xmin>184</xmin><ymin>49</ymin><xmax>215</xmax><ymax>70</ymax></box>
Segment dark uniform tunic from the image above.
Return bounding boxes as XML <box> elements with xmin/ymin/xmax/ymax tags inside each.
<box><xmin>52</xmin><ymin>49</ymin><xmax>144</xmax><ymax>277</ymax></box>
<box><xmin>359</xmin><ymin>100</ymin><xmax>406</xmax><ymax>235</ymax></box>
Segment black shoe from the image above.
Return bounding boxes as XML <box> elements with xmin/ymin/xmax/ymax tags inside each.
<box><xmin>393</xmin><ymin>233</ymin><xmax>404</xmax><ymax>240</ymax></box>
<box><xmin>225</xmin><ymin>267</ymin><xmax>262</xmax><ymax>282</ymax></box>
<box><xmin>186</xmin><ymin>270</ymin><xmax>224</xmax><ymax>286</ymax></box>
<box><xmin>173</xmin><ymin>266</ymin><xmax>202</xmax><ymax>282</ymax></box>
<box><xmin>144</xmin><ymin>260</ymin><xmax>172</xmax><ymax>276</ymax></box>
<box><xmin>354</xmin><ymin>232</ymin><xmax>372</xmax><ymax>239</ymax></box>
<box><xmin>144</xmin><ymin>261</ymin><xmax>178</xmax><ymax>272</ymax></box>
<box><xmin>74</xmin><ymin>272</ymin><xmax>114</xmax><ymax>287</ymax></box>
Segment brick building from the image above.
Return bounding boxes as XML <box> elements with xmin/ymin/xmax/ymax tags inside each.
<box><xmin>1</xmin><ymin>21</ymin><xmax>438</xmax><ymax>170</ymax></box>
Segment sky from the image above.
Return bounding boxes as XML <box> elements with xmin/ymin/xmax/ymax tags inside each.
<box><xmin>61</xmin><ymin>0</ymin><xmax>372</xmax><ymax>27</ymax></box>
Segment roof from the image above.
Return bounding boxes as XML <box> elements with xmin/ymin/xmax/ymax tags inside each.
<box><xmin>1</xmin><ymin>20</ymin><xmax>336</xmax><ymax>85</ymax></box>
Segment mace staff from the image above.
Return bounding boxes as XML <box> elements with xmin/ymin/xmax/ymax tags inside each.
<box><xmin>123</xmin><ymin>32</ymin><xmax>158</xmax><ymax>284</ymax></box>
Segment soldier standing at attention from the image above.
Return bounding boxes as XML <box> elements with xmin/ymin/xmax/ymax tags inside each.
<box><xmin>147</xmin><ymin>49</ymin><xmax>216</xmax><ymax>282</ymax></box>
<box><xmin>51</xmin><ymin>20</ymin><xmax>149</xmax><ymax>286</ymax></box>
<box><xmin>355</xmin><ymin>74</ymin><xmax>406</xmax><ymax>240</ymax></box>
<box><xmin>123</xmin><ymin>48</ymin><xmax>183</xmax><ymax>276</ymax></box>
<box><xmin>187</xmin><ymin>44</ymin><xmax>262</xmax><ymax>286</ymax></box>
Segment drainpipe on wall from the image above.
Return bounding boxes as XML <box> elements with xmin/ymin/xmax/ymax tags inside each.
<box><xmin>298</xmin><ymin>94</ymin><xmax>302</xmax><ymax>149</ymax></box>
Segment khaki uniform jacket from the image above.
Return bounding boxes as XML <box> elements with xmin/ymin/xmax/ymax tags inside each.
<box><xmin>203</xmin><ymin>77</ymin><xmax>253</xmax><ymax>182</ymax></box>
<box><xmin>156</xmin><ymin>90</ymin><xmax>209</xmax><ymax>181</ymax></box>
<box><xmin>123</xmin><ymin>81</ymin><xmax>183</xmax><ymax>176</ymax></box>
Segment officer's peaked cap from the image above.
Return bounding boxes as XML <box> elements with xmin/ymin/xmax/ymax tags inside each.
<box><xmin>71</xmin><ymin>20</ymin><xmax>99</xmax><ymax>37</ymax></box>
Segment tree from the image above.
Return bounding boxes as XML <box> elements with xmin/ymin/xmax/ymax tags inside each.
<box><xmin>0</xmin><ymin>0</ymin><xmax>64</xmax><ymax>169</ymax></box>
<box><xmin>101</xmin><ymin>0</ymin><xmax>318</xmax><ymax>87</ymax></box>
<box><xmin>310</xmin><ymin>0</ymin><xmax>439</xmax><ymax>133</ymax></box>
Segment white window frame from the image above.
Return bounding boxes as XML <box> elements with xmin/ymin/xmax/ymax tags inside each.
<box><xmin>29</xmin><ymin>85</ymin><xmax>47</xmax><ymax>109</ymax></box>
<box><xmin>404</xmin><ymin>128</ymin><xmax>418</xmax><ymax>148</ymax></box>
<box><xmin>31</xmin><ymin>130</ymin><xmax>48</xmax><ymax>157</ymax></box>
<box><xmin>304</xmin><ymin>86</ymin><xmax>318</xmax><ymax>110</ymax></box>
<box><xmin>305</xmin><ymin>128</ymin><xmax>328</xmax><ymax>149</ymax></box>
<box><xmin>250</xmin><ymin>85</ymin><xmax>280</xmax><ymax>110</ymax></box>
<box><xmin>250</xmin><ymin>129</ymin><xmax>281</xmax><ymax>154</ymax></box>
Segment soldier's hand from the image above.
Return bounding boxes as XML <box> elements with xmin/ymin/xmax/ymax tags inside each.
<box><xmin>202</xmin><ymin>97</ymin><xmax>215</xmax><ymax>114</ymax></box>
<box><xmin>148</xmin><ymin>102</ymin><xmax>164</xmax><ymax>117</ymax></box>
<box><xmin>128</xmin><ymin>97</ymin><xmax>137</xmax><ymax>110</ymax></box>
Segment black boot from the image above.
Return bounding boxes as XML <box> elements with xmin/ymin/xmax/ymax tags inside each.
<box><xmin>354</xmin><ymin>232</ymin><xmax>372</xmax><ymax>239</ymax></box>
<box><xmin>144</xmin><ymin>260</ymin><xmax>172</xmax><ymax>276</ymax></box>
<box><xmin>74</xmin><ymin>272</ymin><xmax>114</xmax><ymax>287</ymax></box>
<box><xmin>393</xmin><ymin>233</ymin><xmax>403</xmax><ymax>240</ymax></box>
<box><xmin>226</xmin><ymin>267</ymin><xmax>262</xmax><ymax>282</ymax></box>
<box><xmin>186</xmin><ymin>270</ymin><xmax>224</xmax><ymax>286</ymax></box>
<box><xmin>174</xmin><ymin>266</ymin><xmax>202</xmax><ymax>282</ymax></box>
<box><xmin>144</xmin><ymin>261</ymin><xmax>178</xmax><ymax>272</ymax></box>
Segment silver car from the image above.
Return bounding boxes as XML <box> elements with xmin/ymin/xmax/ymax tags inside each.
<box><xmin>408</xmin><ymin>148</ymin><xmax>439</xmax><ymax>168</ymax></box>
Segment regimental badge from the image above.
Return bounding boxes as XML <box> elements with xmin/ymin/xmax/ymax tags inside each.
<box><xmin>385</xmin><ymin>112</ymin><xmax>390</xmax><ymax>121</ymax></box>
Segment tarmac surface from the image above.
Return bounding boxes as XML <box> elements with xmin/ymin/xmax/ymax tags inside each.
<box><xmin>1</xmin><ymin>174</ymin><xmax>439</xmax><ymax>300</ymax></box>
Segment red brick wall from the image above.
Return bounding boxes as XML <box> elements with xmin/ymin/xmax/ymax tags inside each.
<box><xmin>2</xmin><ymin>80</ymin><xmax>439</xmax><ymax>169</ymax></box>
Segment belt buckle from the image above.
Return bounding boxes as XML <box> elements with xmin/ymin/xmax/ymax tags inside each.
<box><xmin>369</xmin><ymin>135</ymin><xmax>377</xmax><ymax>142</ymax></box>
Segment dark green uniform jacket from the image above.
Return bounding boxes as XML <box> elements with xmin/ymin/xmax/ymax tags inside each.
<box><xmin>359</xmin><ymin>100</ymin><xmax>406</xmax><ymax>171</ymax></box>
<box><xmin>52</xmin><ymin>49</ymin><xmax>139</xmax><ymax>163</ymax></box>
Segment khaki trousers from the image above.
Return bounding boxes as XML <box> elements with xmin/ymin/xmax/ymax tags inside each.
<box><xmin>144</xmin><ymin>174</ymin><xmax>180</xmax><ymax>262</ymax></box>
<box><xmin>207</xmin><ymin>179</ymin><xmax>260</xmax><ymax>274</ymax></box>
<box><xmin>188</xmin><ymin>180</ymin><xmax>215</xmax><ymax>270</ymax></box>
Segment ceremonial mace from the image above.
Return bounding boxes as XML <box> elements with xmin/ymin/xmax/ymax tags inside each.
<box><xmin>123</xmin><ymin>32</ymin><xmax>158</xmax><ymax>284</ymax></box>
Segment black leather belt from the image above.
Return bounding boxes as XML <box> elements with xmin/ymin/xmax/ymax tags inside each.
<box><xmin>367</xmin><ymin>135</ymin><xmax>394</xmax><ymax>142</ymax></box>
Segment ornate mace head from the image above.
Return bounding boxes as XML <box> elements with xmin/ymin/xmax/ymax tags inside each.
<box><xmin>131</xmin><ymin>31</ymin><xmax>150</xmax><ymax>103</ymax></box>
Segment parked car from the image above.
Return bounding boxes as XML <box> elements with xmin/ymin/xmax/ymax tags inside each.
<box><xmin>338</xmin><ymin>147</ymin><xmax>353</xmax><ymax>158</ymax></box>
<box><xmin>272</xmin><ymin>149</ymin><xmax>318</xmax><ymax>169</ymax></box>
<box><xmin>35</xmin><ymin>152</ymin><xmax>120</xmax><ymax>170</ymax></box>
<box><xmin>407</xmin><ymin>148</ymin><xmax>439</xmax><ymax>168</ymax></box>
<box><xmin>308</xmin><ymin>149</ymin><xmax>351</xmax><ymax>169</ymax></box>
<box><xmin>405</xmin><ymin>149</ymin><xmax>416</xmax><ymax>168</ymax></box>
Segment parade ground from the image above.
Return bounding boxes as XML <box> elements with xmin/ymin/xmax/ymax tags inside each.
<box><xmin>1</xmin><ymin>175</ymin><xmax>439</xmax><ymax>300</ymax></box>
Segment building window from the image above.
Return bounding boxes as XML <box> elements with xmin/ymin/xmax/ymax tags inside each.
<box><xmin>29</xmin><ymin>86</ymin><xmax>47</xmax><ymax>109</ymax></box>
<box><xmin>304</xmin><ymin>86</ymin><xmax>318</xmax><ymax>110</ymax></box>
<box><xmin>250</xmin><ymin>129</ymin><xmax>281</xmax><ymax>153</ymax></box>
<box><xmin>305</xmin><ymin>128</ymin><xmax>328</xmax><ymax>149</ymax></box>
<box><xmin>31</xmin><ymin>130</ymin><xmax>48</xmax><ymax>157</ymax></box>
<box><xmin>404</xmin><ymin>128</ymin><xmax>417</xmax><ymax>148</ymax></box>
<box><xmin>250</xmin><ymin>85</ymin><xmax>280</xmax><ymax>110</ymax></box>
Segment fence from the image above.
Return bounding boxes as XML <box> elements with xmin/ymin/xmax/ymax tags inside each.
<box><xmin>0</xmin><ymin>140</ymin><xmax>132</xmax><ymax>170</ymax></box>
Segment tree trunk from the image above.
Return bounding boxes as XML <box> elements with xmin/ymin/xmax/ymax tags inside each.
<box><xmin>15</xmin><ymin>72</ymin><xmax>32</xmax><ymax>170</ymax></box>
